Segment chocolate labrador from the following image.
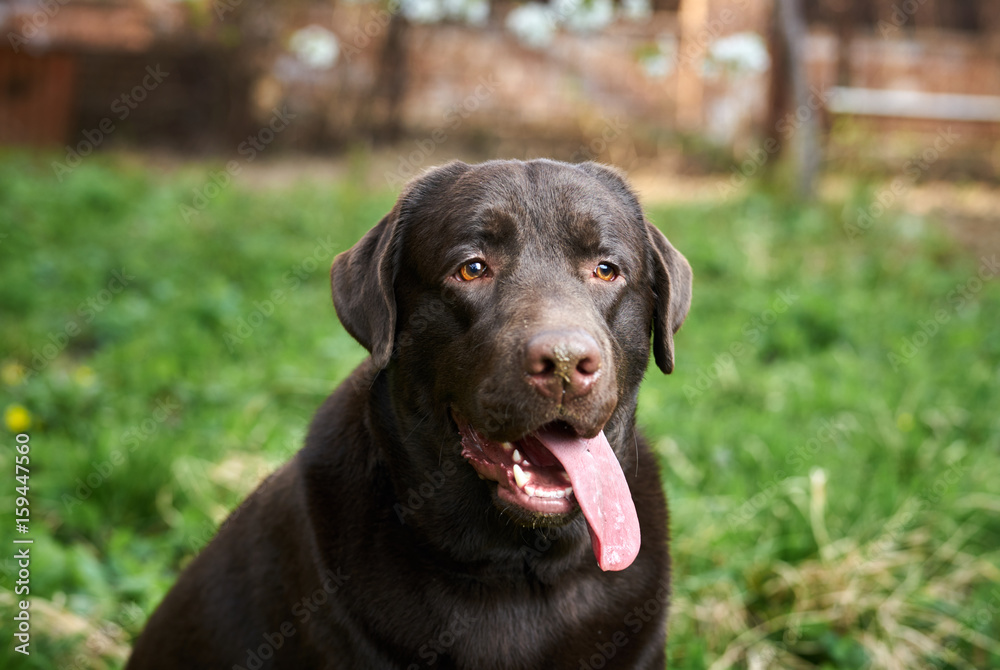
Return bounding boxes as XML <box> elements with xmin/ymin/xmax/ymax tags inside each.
<box><xmin>126</xmin><ymin>159</ymin><xmax>692</xmax><ymax>669</ymax></box>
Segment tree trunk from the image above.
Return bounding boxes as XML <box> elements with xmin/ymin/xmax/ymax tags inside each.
<box><xmin>773</xmin><ymin>0</ymin><xmax>820</xmax><ymax>200</ymax></box>
<box><xmin>834</xmin><ymin>0</ymin><xmax>855</xmax><ymax>87</ymax></box>
<box><xmin>676</xmin><ymin>0</ymin><xmax>710</xmax><ymax>132</ymax></box>
<box><xmin>360</xmin><ymin>12</ymin><xmax>409</xmax><ymax>143</ymax></box>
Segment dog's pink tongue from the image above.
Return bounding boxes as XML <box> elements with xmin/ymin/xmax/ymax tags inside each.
<box><xmin>534</xmin><ymin>427</ymin><xmax>640</xmax><ymax>571</ymax></box>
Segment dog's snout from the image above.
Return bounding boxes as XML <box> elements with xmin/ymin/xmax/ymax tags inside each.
<box><xmin>525</xmin><ymin>330</ymin><xmax>602</xmax><ymax>400</ymax></box>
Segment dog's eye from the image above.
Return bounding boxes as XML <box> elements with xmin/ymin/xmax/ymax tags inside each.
<box><xmin>458</xmin><ymin>260</ymin><xmax>487</xmax><ymax>281</ymax></box>
<box><xmin>594</xmin><ymin>262</ymin><xmax>617</xmax><ymax>282</ymax></box>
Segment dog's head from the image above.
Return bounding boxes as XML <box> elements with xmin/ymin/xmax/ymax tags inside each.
<box><xmin>331</xmin><ymin>160</ymin><xmax>691</xmax><ymax>570</ymax></box>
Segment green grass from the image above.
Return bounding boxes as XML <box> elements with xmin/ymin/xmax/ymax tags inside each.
<box><xmin>0</xmin><ymin>151</ymin><xmax>997</xmax><ymax>669</ymax></box>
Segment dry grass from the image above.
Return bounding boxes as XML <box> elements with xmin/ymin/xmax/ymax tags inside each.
<box><xmin>1</xmin><ymin>591</ymin><xmax>131</xmax><ymax>669</ymax></box>
<box><xmin>670</xmin><ymin>472</ymin><xmax>1000</xmax><ymax>669</ymax></box>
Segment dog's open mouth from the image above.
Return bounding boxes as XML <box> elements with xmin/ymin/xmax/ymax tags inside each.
<box><xmin>455</xmin><ymin>414</ymin><xmax>640</xmax><ymax>571</ymax></box>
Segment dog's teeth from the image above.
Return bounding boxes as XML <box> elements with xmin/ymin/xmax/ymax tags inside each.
<box><xmin>502</xmin><ymin>442</ymin><xmax>513</xmax><ymax>452</ymax></box>
<box><xmin>513</xmin><ymin>463</ymin><xmax>529</xmax><ymax>488</ymax></box>
<box><xmin>524</xmin><ymin>487</ymin><xmax>564</xmax><ymax>499</ymax></box>
<box><xmin>563</xmin><ymin>486</ymin><xmax>572</xmax><ymax>497</ymax></box>
<box><xmin>512</xmin><ymin>449</ymin><xmax>523</xmax><ymax>464</ymax></box>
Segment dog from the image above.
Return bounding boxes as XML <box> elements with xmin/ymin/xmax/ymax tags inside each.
<box><xmin>126</xmin><ymin>159</ymin><xmax>692</xmax><ymax>669</ymax></box>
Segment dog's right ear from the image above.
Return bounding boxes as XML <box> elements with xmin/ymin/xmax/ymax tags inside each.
<box><xmin>331</xmin><ymin>161</ymin><xmax>470</xmax><ymax>369</ymax></box>
<box><xmin>330</xmin><ymin>205</ymin><xmax>401</xmax><ymax>370</ymax></box>
<box><xmin>576</xmin><ymin>161</ymin><xmax>692</xmax><ymax>373</ymax></box>
<box><xmin>646</xmin><ymin>222</ymin><xmax>692</xmax><ymax>374</ymax></box>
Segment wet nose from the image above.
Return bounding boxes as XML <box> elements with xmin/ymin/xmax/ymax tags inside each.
<box><xmin>524</xmin><ymin>330</ymin><xmax>602</xmax><ymax>400</ymax></box>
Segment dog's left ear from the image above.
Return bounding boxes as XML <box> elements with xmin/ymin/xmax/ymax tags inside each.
<box><xmin>646</xmin><ymin>222</ymin><xmax>692</xmax><ymax>374</ymax></box>
<box><xmin>330</xmin><ymin>205</ymin><xmax>401</xmax><ymax>370</ymax></box>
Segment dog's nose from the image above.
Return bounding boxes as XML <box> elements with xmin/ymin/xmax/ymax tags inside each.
<box><xmin>525</xmin><ymin>330</ymin><xmax>602</xmax><ymax>400</ymax></box>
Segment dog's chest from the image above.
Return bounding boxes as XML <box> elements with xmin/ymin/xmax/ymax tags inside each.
<box><xmin>401</xmin><ymin>578</ymin><xmax>604</xmax><ymax>670</ymax></box>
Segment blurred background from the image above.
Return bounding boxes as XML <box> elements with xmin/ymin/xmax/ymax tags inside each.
<box><xmin>1</xmin><ymin>0</ymin><xmax>999</xmax><ymax>668</ymax></box>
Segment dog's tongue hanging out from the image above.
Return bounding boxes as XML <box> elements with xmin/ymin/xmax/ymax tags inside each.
<box><xmin>532</xmin><ymin>426</ymin><xmax>640</xmax><ymax>571</ymax></box>
<box><xmin>458</xmin><ymin>416</ymin><xmax>641</xmax><ymax>571</ymax></box>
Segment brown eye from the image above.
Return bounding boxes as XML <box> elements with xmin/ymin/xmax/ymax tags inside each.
<box><xmin>459</xmin><ymin>260</ymin><xmax>487</xmax><ymax>281</ymax></box>
<box><xmin>594</xmin><ymin>262</ymin><xmax>617</xmax><ymax>282</ymax></box>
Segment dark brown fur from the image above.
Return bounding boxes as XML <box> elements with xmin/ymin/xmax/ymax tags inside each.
<box><xmin>127</xmin><ymin>159</ymin><xmax>692</xmax><ymax>669</ymax></box>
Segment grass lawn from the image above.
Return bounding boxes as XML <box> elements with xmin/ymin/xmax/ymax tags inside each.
<box><xmin>0</xmin><ymin>151</ymin><xmax>998</xmax><ymax>669</ymax></box>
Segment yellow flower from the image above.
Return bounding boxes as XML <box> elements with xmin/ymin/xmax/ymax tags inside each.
<box><xmin>2</xmin><ymin>361</ymin><xmax>26</xmax><ymax>387</ymax></box>
<box><xmin>73</xmin><ymin>365</ymin><xmax>97</xmax><ymax>388</ymax></box>
<box><xmin>4</xmin><ymin>404</ymin><xmax>32</xmax><ymax>433</ymax></box>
